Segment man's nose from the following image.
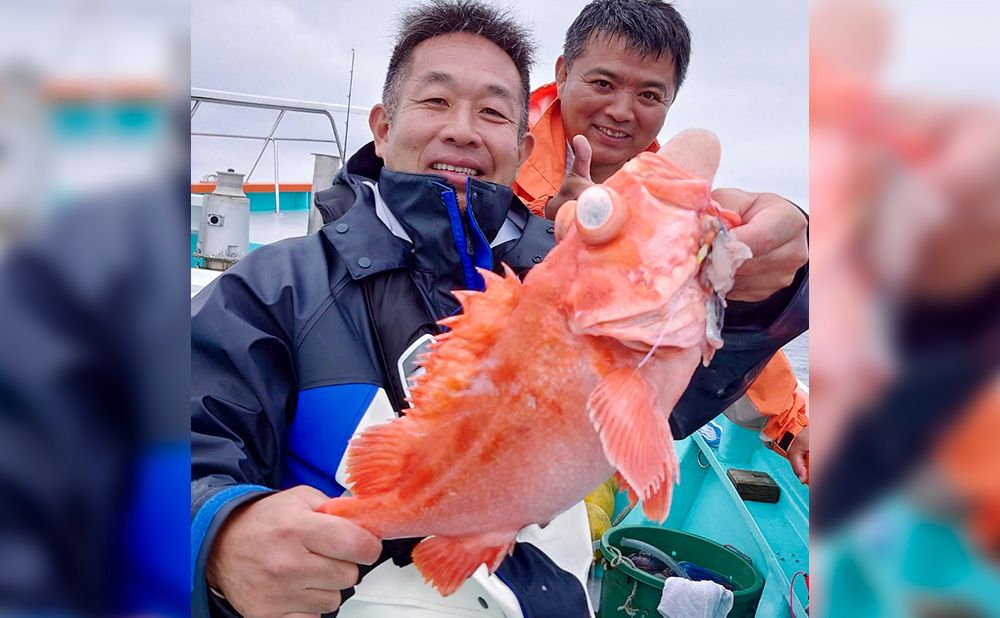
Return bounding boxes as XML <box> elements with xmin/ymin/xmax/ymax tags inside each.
<box><xmin>605</xmin><ymin>92</ymin><xmax>635</xmax><ymax>124</ymax></box>
<box><xmin>440</xmin><ymin>104</ymin><xmax>483</xmax><ymax>146</ymax></box>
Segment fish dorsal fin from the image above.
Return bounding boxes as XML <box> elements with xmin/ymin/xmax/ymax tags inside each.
<box><xmin>406</xmin><ymin>264</ymin><xmax>521</xmax><ymax>420</ymax></box>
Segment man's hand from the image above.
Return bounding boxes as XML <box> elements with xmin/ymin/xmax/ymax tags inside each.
<box><xmin>713</xmin><ymin>188</ymin><xmax>808</xmax><ymax>302</ymax></box>
<box><xmin>786</xmin><ymin>427</ymin><xmax>810</xmax><ymax>484</ymax></box>
<box><xmin>544</xmin><ymin>135</ymin><xmax>595</xmax><ymax>220</ymax></box>
<box><xmin>206</xmin><ymin>485</ymin><xmax>382</xmax><ymax>618</ymax></box>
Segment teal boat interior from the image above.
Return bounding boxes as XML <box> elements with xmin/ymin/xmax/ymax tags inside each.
<box><xmin>597</xmin><ymin>415</ymin><xmax>810</xmax><ymax>616</ymax></box>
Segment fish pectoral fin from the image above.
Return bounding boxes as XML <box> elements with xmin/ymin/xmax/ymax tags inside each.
<box><xmin>638</xmin><ymin>475</ymin><xmax>676</xmax><ymax>524</ymax></box>
<box><xmin>411</xmin><ymin>531</ymin><xmax>518</xmax><ymax>596</ymax></box>
<box><xmin>587</xmin><ymin>368</ymin><xmax>678</xmax><ymax>522</ymax></box>
<box><xmin>614</xmin><ymin>471</ymin><xmax>639</xmax><ymax>509</ymax></box>
<box><xmin>612</xmin><ymin>453</ymin><xmax>675</xmax><ymax>525</ymax></box>
<box><xmin>612</xmin><ymin>470</ymin><xmax>672</xmax><ymax>523</ymax></box>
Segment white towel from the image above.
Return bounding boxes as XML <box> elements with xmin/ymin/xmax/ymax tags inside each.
<box><xmin>657</xmin><ymin>578</ymin><xmax>734</xmax><ymax>618</ymax></box>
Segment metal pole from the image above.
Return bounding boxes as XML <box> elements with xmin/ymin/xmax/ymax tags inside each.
<box><xmin>308</xmin><ymin>153</ymin><xmax>342</xmax><ymax>234</ymax></box>
<box><xmin>344</xmin><ymin>48</ymin><xmax>355</xmax><ymax>157</ymax></box>
<box><xmin>247</xmin><ymin>109</ymin><xmax>285</xmax><ymax>181</ymax></box>
<box><xmin>272</xmin><ymin>139</ymin><xmax>281</xmax><ymax>213</ymax></box>
<box><xmin>321</xmin><ymin>111</ymin><xmax>346</xmax><ymax>160</ymax></box>
<box><xmin>191</xmin><ymin>132</ymin><xmax>339</xmax><ymax>143</ymax></box>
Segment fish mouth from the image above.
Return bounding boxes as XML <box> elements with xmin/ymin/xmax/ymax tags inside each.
<box><xmin>584</xmin><ymin>309</ymin><xmax>687</xmax><ymax>349</ymax></box>
<box><xmin>619</xmin><ymin>338</ymin><xmax>657</xmax><ymax>352</ymax></box>
<box><xmin>578</xmin><ymin>289</ymin><xmax>707</xmax><ymax>351</ymax></box>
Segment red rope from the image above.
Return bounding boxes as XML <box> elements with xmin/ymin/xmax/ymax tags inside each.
<box><xmin>789</xmin><ymin>570</ymin><xmax>808</xmax><ymax>617</ymax></box>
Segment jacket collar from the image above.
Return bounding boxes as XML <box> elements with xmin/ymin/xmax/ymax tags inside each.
<box><xmin>377</xmin><ymin>167</ymin><xmax>511</xmax><ymax>262</ymax></box>
<box><xmin>322</xmin><ymin>142</ymin><xmax>539</xmax><ymax>288</ymax></box>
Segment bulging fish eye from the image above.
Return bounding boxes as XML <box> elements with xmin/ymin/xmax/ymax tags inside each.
<box><xmin>575</xmin><ymin>186</ymin><xmax>628</xmax><ymax>245</ymax></box>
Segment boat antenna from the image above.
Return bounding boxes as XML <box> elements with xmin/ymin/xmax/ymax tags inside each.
<box><xmin>344</xmin><ymin>48</ymin><xmax>356</xmax><ymax>158</ymax></box>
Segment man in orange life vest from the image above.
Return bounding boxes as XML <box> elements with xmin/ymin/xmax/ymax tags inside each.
<box><xmin>514</xmin><ymin>0</ymin><xmax>810</xmax><ymax>481</ymax></box>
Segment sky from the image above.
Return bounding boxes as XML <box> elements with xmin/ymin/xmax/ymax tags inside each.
<box><xmin>191</xmin><ymin>0</ymin><xmax>808</xmax><ymax>207</ymax></box>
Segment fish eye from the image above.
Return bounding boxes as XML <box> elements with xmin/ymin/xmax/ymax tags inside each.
<box><xmin>577</xmin><ymin>187</ymin><xmax>613</xmax><ymax>229</ymax></box>
<box><xmin>575</xmin><ymin>186</ymin><xmax>629</xmax><ymax>245</ymax></box>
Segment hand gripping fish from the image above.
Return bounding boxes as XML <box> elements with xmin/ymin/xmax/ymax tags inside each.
<box><xmin>319</xmin><ymin>129</ymin><xmax>752</xmax><ymax>595</ymax></box>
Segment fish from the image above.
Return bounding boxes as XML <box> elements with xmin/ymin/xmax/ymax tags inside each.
<box><xmin>318</xmin><ymin>128</ymin><xmax>751</xmax><ymax>596</ymax></box>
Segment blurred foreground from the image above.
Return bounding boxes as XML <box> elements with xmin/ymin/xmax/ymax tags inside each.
<box><xmin>0</xmin><ymin>1</ymin><xmax>189</xmax><ymax>615</ymax></box>
<box><xmin>810</xmin><ymin>0</ymin><xmax>1000</xmax><ymax>615</ymax></box>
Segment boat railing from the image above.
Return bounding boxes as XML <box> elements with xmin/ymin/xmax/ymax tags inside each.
<box><xmin>190</xmin><ymin>88</ymin><xmax>369</xmax><ymax>212</ymax></box>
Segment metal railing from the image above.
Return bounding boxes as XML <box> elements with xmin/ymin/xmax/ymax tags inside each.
<box><xmin>191</xmin><ymin>88</ymin><xmax>369</xmax><ymax>212</ymax></box>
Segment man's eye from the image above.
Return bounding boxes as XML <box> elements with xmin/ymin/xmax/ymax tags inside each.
<box><xmin>482</xmin><ymin>107</ymin><xmax>508</xmax><ymax>120</ymax></box>
<box><xmin>592</xmin><ymin>79</ymin><xmax>612</xmax><ymax>89</ymax></box>
<box><xmin>424</xmin><ymin>98</ymin><xmax>448</xmax><ymax>106</ymax></box>
<box><xmin>640</xmin><ymin>91</ymin><xmax>663</xmax><ymax>102</ymax></box>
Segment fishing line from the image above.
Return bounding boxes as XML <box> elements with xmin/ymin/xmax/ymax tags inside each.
<box><xmin>636</xmin><ymin>305</ymin><xmax>675</xmax><ymax>370</ymax></box>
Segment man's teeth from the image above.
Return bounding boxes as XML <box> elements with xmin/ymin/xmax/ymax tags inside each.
<box><xmin>597</xmin><ymin>126</ymin><xmax>628</xmax><ymax>138</ymax></box>
<box><xmin>431</xmin><ymin>163</ymin><xmax>480</xmax><ymax>176</ymax></box>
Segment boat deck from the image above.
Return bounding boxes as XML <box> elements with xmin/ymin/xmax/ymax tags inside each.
<box><xmin>607</xmin><ymin>418</ymin><xmax>810</xmax><ymax>616</ymax></box>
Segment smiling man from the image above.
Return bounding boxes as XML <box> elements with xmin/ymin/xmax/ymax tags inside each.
<box><xmin>191</xmin><ymin>2</ymin><xmax>598</xmax><ymax>617</ymax></box>
<box><xmin>370</xmin><ymin>32</ymin><xmax>534</xmax><ymax>212</ymax></box>
<box><xmin>554</xmin><ymin>32</ymin><xmax>676</xmax><ymax>185</ymax></box>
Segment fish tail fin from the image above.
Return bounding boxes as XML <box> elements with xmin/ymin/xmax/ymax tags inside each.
<box><xmin>343</xmin><ymin>418</ymin><xmax>416</xmax><ymax>496</ymax></box>
<box><xmin>411</xmin><ymin>532</ymin><xmax>518</xmax><ymax>596</ymax></box>
<box><xmin>316</xmin><ymin>495</ymin><xmax>366</xmax><ymax>521</ymax></box>
<box><xmin>316</xmin><ymin>496</ymin><xmax>390</xmax><ymax>538</ymax></box>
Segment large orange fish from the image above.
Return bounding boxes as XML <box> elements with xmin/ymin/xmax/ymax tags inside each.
<box><xmin>319</xmin><ymin>129</ymin><xmax>751</xmax><ymax>595</ymax></box>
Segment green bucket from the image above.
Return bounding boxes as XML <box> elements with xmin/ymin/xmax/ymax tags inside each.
<box><xmin>598</xmin><ymin>526</ymin><xmax>764</xmax><ymax>617</ymax></box>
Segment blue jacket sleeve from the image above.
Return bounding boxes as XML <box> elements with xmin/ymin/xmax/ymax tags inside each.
<box><xmin>669</xmin><ymin>263</ymin><xmax>809</xmax><ymax>439</ymax></box>
<box><xmin>190</xmin><ymin>264</ymin><xmax>297</xmax><ymax>616</ymax></box>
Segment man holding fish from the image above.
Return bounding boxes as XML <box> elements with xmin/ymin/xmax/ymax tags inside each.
<box><xmin>512</xmin><ymin>0</ymin><xmax>810</xmax><ymax>482</ymax></box>
<box><xmin>191</xmin><ymin>1</ymin><xmax>808</xmax><ymax>616</ymax></box>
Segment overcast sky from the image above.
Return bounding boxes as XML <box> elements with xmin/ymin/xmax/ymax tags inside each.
<box><xmin>192</xmin><ymin>0</ymin><xmax>808</xmax><ymax>207</ymax></box>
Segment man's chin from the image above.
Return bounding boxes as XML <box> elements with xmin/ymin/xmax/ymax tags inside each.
<box><xmin>588</xmin><ymin>143</ymin><xmax>633</xmax><ymax>167</ymax></box>
<box><xmin>591</xmin><ymin>153</ymin><xmax>632</xmax><ymax>174</ymax></box>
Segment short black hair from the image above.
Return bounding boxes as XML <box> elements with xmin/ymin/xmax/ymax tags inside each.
<box><xmin>563</xmin><ymin>0</ymin><xmax>691</xmax><ymax>95</ymax></box>
<box><xmin>382</xmin><ymin>0</ymin><xmax>536</xmax><ymax>137</ymax></box>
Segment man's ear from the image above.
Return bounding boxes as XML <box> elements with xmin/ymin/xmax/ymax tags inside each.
<box><xmin>369</xmin><ymin>104</ymin><xmax>390</xmax><ymax>159</ymax></box>
<box><xmin>517</xmin><ymin>133</ymin><xmax>535</xmax><ymax>169</ymax></box>
<box><xmin>555</xmin><ymin>56</ymin><xmax>568</xmax><ymax>95</ymax></box>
